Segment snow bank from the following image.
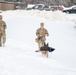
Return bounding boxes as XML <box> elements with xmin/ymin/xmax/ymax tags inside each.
<box><xmin>2</xmin><ymin>10</ymin><xmax>76</xmax><ymax>21</ymax></box>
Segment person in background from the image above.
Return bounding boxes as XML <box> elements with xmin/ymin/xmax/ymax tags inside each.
<box><xmin>0</xmin><ymin>15</ymin><xmax>7</xmax><ymax>47</ymax></box>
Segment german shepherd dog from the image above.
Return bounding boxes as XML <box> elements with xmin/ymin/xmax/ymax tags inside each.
<box><xmin>35</xmin><ymin>37</ymin><xmax>55</xmax><ymax>58</ymax></box>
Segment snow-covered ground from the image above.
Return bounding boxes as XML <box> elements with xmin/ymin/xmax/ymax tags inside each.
<box><xmin>0</xmin><ymin>10</ymin><xmax>76</xmax><ymax>75</ymax></box>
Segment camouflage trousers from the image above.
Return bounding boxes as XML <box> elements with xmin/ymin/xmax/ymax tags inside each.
<box><xmin>2</xmin><ymin>34</ymin><xmax>6</xmax><ymax>44</ymax></box>
<box><xmin>0</xmin><ymin>33</ymin><xmax>6</xmax><ymax>47</ymax></box>
<box><xmin>35</xmin><ymin>37</ymin><xmax>46</xmax><ymax>50</ymax></box>
<box><xmin>0</xmin><ymin>34</ymin><xmax>2</xmax><ymax>46</ymax></box>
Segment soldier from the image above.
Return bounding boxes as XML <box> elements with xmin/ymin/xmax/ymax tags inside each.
<box><xmin>35</xmin><ymin>22</ymin><xmax>49</xmax><ymax>51</ymax></box>
<box><xmin>0</xmin><ymin>15</ymin><xmax>7</xmax><ymax>47</ymax></box>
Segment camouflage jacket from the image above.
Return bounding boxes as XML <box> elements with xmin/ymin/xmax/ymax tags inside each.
<box><xmin>0</xmin><ymin>21</ymin><xmax>6</xmax><ymax>34</ymax></box>
<box><xmin>36</xmin><ymin>28</ymin><xmax>49</xmax><ymax>37</ymax></box>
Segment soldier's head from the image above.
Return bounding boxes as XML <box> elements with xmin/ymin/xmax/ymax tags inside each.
<box><xmin>40</xmin><ymin>22</ymin><xmax>44</xmax><ymax>29</ymax></box>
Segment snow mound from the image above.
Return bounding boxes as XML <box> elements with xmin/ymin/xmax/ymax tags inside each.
<box><xmin>2</xmin><ymin>10</ymin><xmax>76</xmax><ymax>21</ymax></box>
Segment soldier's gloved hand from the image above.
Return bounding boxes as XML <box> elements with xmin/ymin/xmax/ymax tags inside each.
<box><xmin>45</xmin><ymin>34</ymin><xmax>48</xmax><ymax>37</ymax></box>
<box><xmin>37</xmin><ymin>34</ymin><xmax>40</xmax><ymax>37</ymax></box>
<box><xmin>39</xmin><ymin>35</ymin><xmax>42</xmax><ymax>37</ymax></box>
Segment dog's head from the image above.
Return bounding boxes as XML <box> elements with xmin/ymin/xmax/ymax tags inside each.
<box><xmin>40</xmin><ymin>42</ymin><xmax>49</xmax><ymax>51</ymax></box>
<box><xmin>44</xmin><ymin>42</ymin><xmax>49</xmax><ymax>47</ymax></box>
<box><xmin>40</xmin><ymin>42</ymin><xmax>55</xmax><ymax>52</ymax></box>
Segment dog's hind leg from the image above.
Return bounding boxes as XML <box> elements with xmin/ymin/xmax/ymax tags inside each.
<box><xmin>46</xmin><ymin>52</ymin><xmax>48</xmax><ymax>58</ymax></box>
<box><xmin>41</xmin><ymin>51</ymin><xmax>48</xmax><ymax>58</ymax></box>
<box><xmin>45</xmin><ymin>51</ymin><xmax>48</xmax><ymax>58</ymax></box>
<box><xmin>41</xmin><ymin>51</ymin><xmax>44</xmax><ymax>56</ymax></box>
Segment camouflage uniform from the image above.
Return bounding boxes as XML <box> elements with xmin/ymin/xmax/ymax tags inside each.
<box><xmin>0</xmin><ymin>15</ymin><xmax>6</xmax><ymax>46</ymax></box>
<box><xmin>2</xmin><ymin>21</ymin><xmax>6</xmax><ymax>45</ymax></box>
<box><xmin>36</xmin><ymin>28</ymin><xmax>49</xmax><ymax>37</ymax></box>
<box><xmin>0</xmin><ymin>21</ymin><xmax>2</xmax><ymax>46</ymax></box>
<box><xmin>36</xmin><ymin>28</ymin><xmax>49</xmax><ymax>49</ymax></box>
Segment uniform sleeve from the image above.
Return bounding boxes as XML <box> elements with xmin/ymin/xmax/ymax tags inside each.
<box><xmin>36</xmin><ymin>29</ymin><xmax>40</xmax><ymax>37</ymax></box>
<box><xmin>45</xmin><ymin>29</ymin><xmax>49</xmax><ymax>36</ymax></box>
<box><xmin>3</xmin><ymin>21</ymin><xmax>7</xmax><ymax>29</ymax></box>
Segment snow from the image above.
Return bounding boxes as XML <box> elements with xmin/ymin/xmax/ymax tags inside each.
<box><xmin>0</xmin><ymin>10</ymin><xmax>76</xmax><ymax>75</ymax></box>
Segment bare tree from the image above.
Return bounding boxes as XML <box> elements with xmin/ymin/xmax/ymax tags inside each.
<box><xmin>3</xmin><ymin>0</ymin><xmax>76</xmax><ymax>6</ymax></box>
